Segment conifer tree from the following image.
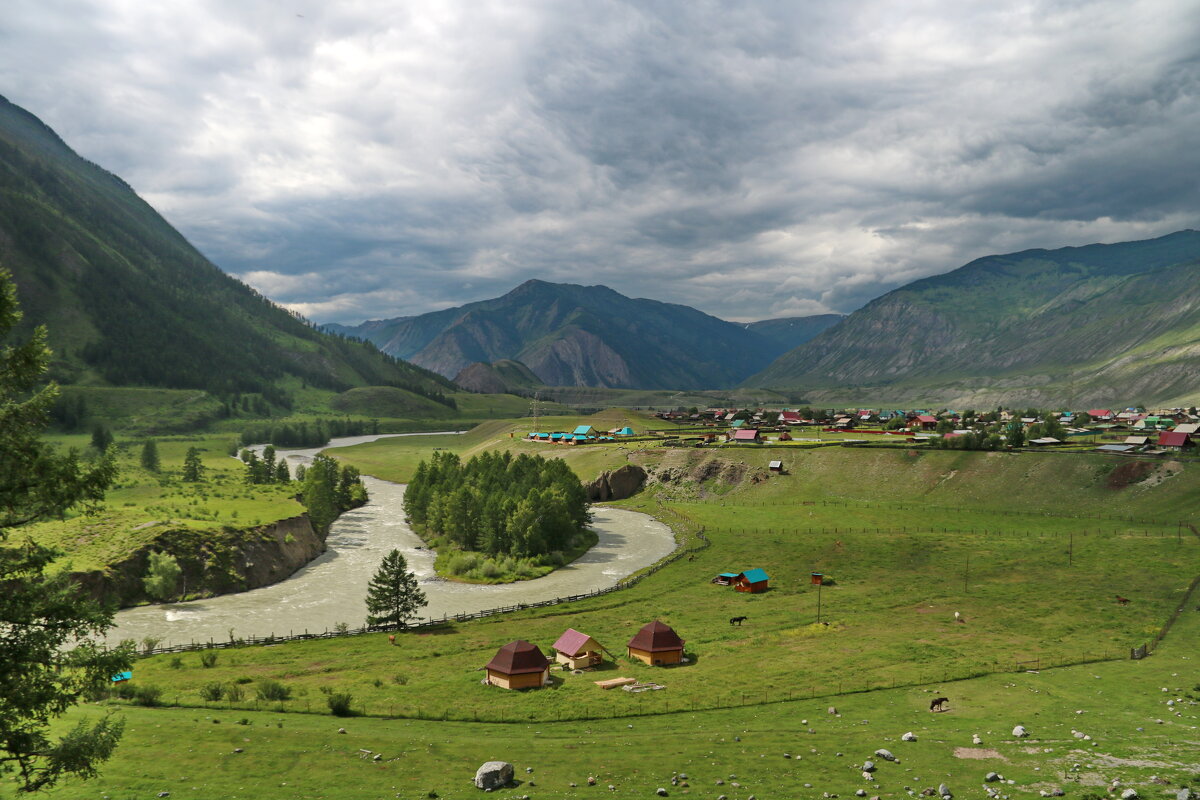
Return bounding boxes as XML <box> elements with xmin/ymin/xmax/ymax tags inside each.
<box><xmin>182</xmin><ymin>447</ymin><xmax>204</xmax><ymax>482</ymax></box>
<box><xmin>0</xmin><ymin>269</ymin><xmax>131</xmax><ymax>791</ymax></box>
<box><xmin>140</xmin><ymin>439</ymin><xmax>160</xmax><ymax>472</ymax></box>
<box><xmin>364</xmin><ymin>549</ymin><xmax>427</xmax><ymax>628</ymax></box>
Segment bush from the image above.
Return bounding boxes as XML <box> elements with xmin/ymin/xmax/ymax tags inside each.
<box><xmin>478</xmin><ymin>559</ymin><xmax>503</xmax><ymax>579</ymax></box>
<box><xmin>199</xmin><ymin>651</ymin><xmax>219</xmax><ymax>668</ymax></box>
<box><xmin>327</xmin><ymin>692</ymin><xmax>355</xmax><ymax>717</ymax></box>
<box><xmin>448</xmin><ymin>552</ymin><xmax>481</xmax><ymax>575</ymax></box>
<box><xmin>132</xmin><ymin>685</ymin><xmax>163</xmax><ymax>707</ymax></box>
<box><xmin>392</xmin><ymin>673</ymin><xmax>408</xmax><ymax>686</ymax></box>
<box><xmin>199</xmin><ymin>682</ymin><xmax>225</xmax><ymax>702</ymax></box>
<box><xmin>226</xmin><ymin>683</ymin><xmax>245</xmax><ymax>702</ymax></box>
<box><xmin>256</xmin><ymin>680</ymin><xmax>292</xmax><ymax>702</ymax></box>
<box><xmin>168</xmin><ymin>657</ymin><xmax>183</xmax><ymax>670</ymax></box>
<box><xmin>111</xmin><ymin>682</ymin><xmax>136</xmax><ymax>700</ymax></box>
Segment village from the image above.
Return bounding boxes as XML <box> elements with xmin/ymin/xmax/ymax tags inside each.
<box><xmin>526</xmin><ymin>406</ymin><xmax>1199</xmax><ymax>454</ymax></box>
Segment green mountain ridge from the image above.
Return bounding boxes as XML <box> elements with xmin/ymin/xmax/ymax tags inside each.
<box><xmin>0</xmin><ymin>94</ymin><xmax>451</xmax><ymax>401</ymax></box>
<box><xmin>745</xmin><ymin>230</ymin><xmax>1200</xmax><ymax>407</ymax></box>
<box><xmin>327</xmin><ymin>280</ymin><xmax>839</xmax><ymax>389</ymax></box>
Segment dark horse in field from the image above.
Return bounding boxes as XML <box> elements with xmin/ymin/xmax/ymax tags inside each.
<box><xmin>930</xmin><ymin>697</ymin><xmax>948</xmax><ymax>712</ymax></box>
<box><xmin>1115</xmin><ymin>595</ymin><xmax>1130</xmax><ymax>605</ymax></box>
<box><xmin>729</xmin><ymin>616</ymin><xmax>748</xmax><ymax>626</ymax></box>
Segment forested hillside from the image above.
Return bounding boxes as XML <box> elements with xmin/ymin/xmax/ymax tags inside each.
<box><xmin>0</xmin><ymin>94</ymin><xmax>453</xmax><ymax>401</ymax></box>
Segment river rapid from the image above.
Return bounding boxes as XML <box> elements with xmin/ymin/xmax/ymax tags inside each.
<box><xmin>105</xmin><ymin>433</ymin><xmax>676</xmax><ymax>646</ymax></box>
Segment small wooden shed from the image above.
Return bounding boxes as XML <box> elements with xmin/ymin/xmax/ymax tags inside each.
<box><xmin>551</xmin><ymin>628</ymin><xmax>605</xmax><ymax>669</ymax></box>
<box><xmin>734</xmin><ymin>568</ymin><xmax>770</xmax><ymax>593</ymax></box>
<box><xmin>712</xmin><ymin>572</ymin><xmax>738</xmax><ymax>585</ymax></box>
<box><xmin>627</xmin><ymin>620</ymin><xmax>685</xmax><ymax>666</ymax></box>
<box><xmin>484</xmin><ymin>640</ymin><xmax>551</xmax><ymax>690</ymax></box>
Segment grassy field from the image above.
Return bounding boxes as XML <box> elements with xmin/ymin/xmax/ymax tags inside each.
<box><xmin>23</xmin><ymin>415</ymin><xmax>1200</xmax><ymax>798</ymax></box>
<box><xmin>42</xmin><ymin>597</ymin><xmax>1200</xmax><ymax>799</ymax></box>
<box><xmin>12</xmin><ymin>434</ymin><xmax>301</xmax><ymax>576</ymax></box>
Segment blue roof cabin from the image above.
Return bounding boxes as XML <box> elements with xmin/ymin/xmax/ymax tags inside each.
<box><xmin>712</xmin><ymin>572</ymin><xmax>738</xmax><ymax>586</ymax></box>
<box><xmin>572</xmin><ymin>425</ymin><xmax>598</xmax><ymax>438</ymax></box>
<box><xmin>734</xmin><ymin>568</ymin><xmax>770</xmax><ymax>593</ymax></box>
<box><xmin>615</xmin><ymin>426</ymin><xmax>636</xmax><ymax>436</ymax></box>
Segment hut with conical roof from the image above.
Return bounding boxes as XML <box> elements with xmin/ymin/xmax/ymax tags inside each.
<box><xmin>484</xmin><ymin>640</ymin><xmax>551</xmax><ymax>689</ymax></box>
<box><xmin>626</xmin><ymin>620</ymin><xmax>685</xmax><ymax>666</ymax></box>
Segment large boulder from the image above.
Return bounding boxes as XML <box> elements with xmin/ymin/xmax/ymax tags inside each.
<box><xmin>585</xmin><ymin>465</ymin><xmax>647</xmax><ymax>501</ymax></box>
<box><xmin>474</xmin><ymin>761</ymin><xmax>514</xmax><ymax>790</ymax></box>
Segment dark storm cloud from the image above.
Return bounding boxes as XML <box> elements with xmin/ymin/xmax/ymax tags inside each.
<box><xmin>2</xmin><ymin>0</ymin><xmax>1197</xmax><ymax>323</ymax></box>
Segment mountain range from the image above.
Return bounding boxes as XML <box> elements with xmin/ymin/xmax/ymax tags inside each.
<box><xmin>747</xmin><ymin>230</ymin><xmax>1200</xmax><ymax>407</ymax></box>
<box><xmin>327</xmin><ymin>281</ymin><xmax>839</xmax><ymax>389</ymax></box>
<box><xmin>0</xmin><ymin>94</ymin><xmax>451</xmax><ymax>402</ymax></box>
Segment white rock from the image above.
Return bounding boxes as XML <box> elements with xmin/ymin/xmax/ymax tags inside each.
<box><xmin>1012</xmin><ymin>725</ymin><xmax>1028</xmax><ymax>737</ymax></box>
<box><xmin>902</xmin><ymin>732</ymin><xmax>918</xmax><ymax>742</ymax></box>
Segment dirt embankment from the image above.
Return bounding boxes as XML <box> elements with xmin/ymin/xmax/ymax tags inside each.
<box><xmin>69</xmin><ymin>514</ymin><xmax>327</xmax><ymax>609</ymax></box>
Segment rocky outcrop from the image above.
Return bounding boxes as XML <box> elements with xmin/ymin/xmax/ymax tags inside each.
<box><xmin>585</xmin><ymin>465</ymin><xmax>647</xmax><ymax>501</ymax></box>
<box><xmin>68</xmin><ymin>514</ymin><xmax>327</xmax><ymax>609</ymax></box>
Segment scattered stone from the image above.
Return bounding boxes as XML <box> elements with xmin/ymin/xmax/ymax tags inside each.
<box><xmin>1050</xmin><ymin>790</ymin><xmax>1064</xmax><ymax>796</ymax></box>
<box><xmin>863</xmin><ymin>761</ymin><xmax>876</xmax><ymax>772</ymax></box>
<box><xmin>1120</xmin><ymin>790</ymin><xmax>1138</xmax><ymax>800</ymax></box>
<box><xmin>715</xmin><ymin>779</ymin><xmax>724</xmax><ymax>786</ymax></box>
<box><xmin>588</xmin><ymin>776</ymin><xmax>597</xmax><ymax>786</ymax></box>
<box><xmin>1012</xmin><ymin>726</ymin><xmax>1028</xmax><ymax>738</ymax></box>
<box><xmin>656</xmin><ymin>788</ymin><xmax>668</xmax><ymax>796</ymax></box>
<box><xmin>232</xmin><ymin>748</ymin><xmax>243</xmax><ymax>754</ymax></box>
<box><xmin>972</xmin><ymin>736</ymin><xmax>983</xmax><ymax>745</ymax></box>
<box><xmin>526</xmin><ymin>767</ymin><xmax>533</xmax><ymax>773</ymax></box>
<box><xmin>829</xmin><ymin>707</ymin><xmax>838</xmax><ymax>714</ymax></box>
<box><xmin>679</xmin><ymin>774</ymin><xmax>688</xmax><ymax>780</ymax></box>
<box><xmin>570</xmin><ymin>783</ymin><xmax>577</xmax><ymax>788</ymax></box>
<box><xmin>1176</xmin><ymin>789</ymin><xmax>1193</xmax><ymax>800</ymax></box>
<box><xmin>857</xmin><ymin>791</ymin><xmax>868</xmax><ymax>797</ymax></box>
<box><xmin>902</xmin><ymin>732</ymin><xmax>918</xmax><ymax>742</ymax></box>
<box><xmin>337</xmin><ymin>728</ymin><xmax>347</xmax><ymax>734</ymax></box>
<box><xmin>876</xmin><ymin>749</ymin><xmax>897</xmax><ymax>762</ymax></box>
<box><xmin>985</xmin><ymin>773</ymin><xmax>1000</xmax><ymax>782</ymax></box>
<box><xmin>474</xmin><ymin>762</ymin><xmax>514</xmax><ymax>791</ymax></box>
<box><xmin>784</xmin><ymin>753</ymin><xmax>792</xmax><ymax>759</ymax></box>
<box><xmin>939</xmin><ymin>783</ymin><xmax>951</xmax><ymax>799</ymax></box>
<box><xmin>157</xmin><ymin>794</ymin><xmax>170</xmax><ymax>799</ymax></box>
<box><xmin>921</xmin><ymin>788</ymin><xmax>938</xmax><ymax>796</ymax></box>
<box><xmin>373</xmin><ymin>754</ymin><xmax>382</xmax><ymax>762</ymax></box>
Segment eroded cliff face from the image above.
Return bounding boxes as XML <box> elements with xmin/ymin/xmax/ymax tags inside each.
<box><xmin>69</xmin><ymin>514</ymin><xmax>326</xmax><ymax>608</ymax></box>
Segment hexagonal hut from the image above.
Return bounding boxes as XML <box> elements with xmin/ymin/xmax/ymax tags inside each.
<box><xmin>484</xmin><ymin>640</ymin><xmax>551</xmax><ymax>689</ymax></box>
<box><xmin>626</xmin><ymin>620</ymin><xmax>685</xmax><ymax>666</ymax></box>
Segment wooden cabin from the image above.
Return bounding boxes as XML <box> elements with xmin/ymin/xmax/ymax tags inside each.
<box><xmin>551</xmin><ymin>628</ymin><xmax>605</xmax><ymax>669</ymax></box>
<box><xmin>712</xmin><ymin>572</ymin><xmax>738</xmax><ymax>586</ymax></box>
<box><xmin>734</xmin><ymin>568</ymin><xmax>770</xmax><ymax>593</ymax></box>
<box><xmin>484</xmin><ymin>640</ymin><xmax>551</xmax><ymax>690</ymax></box>
<box><xmin>627</xmin><ymin>620</ymin><xmax>685</xmax><ymax>666</ymax></box>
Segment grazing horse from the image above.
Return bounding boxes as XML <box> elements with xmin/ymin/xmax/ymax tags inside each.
<box><xmin>729</xmin><ymin>616</ymin><xmax>748</xmax><ymax>626</ymax></box>
<box><xmin>930</xmin><ymin>696</ymin><xmax>948</xmax><ymax>712</ymax></box>
<box><xmin>1115</xmin><ymin>595</ymin><xmax>1130</xmax><ymax>606</ymax></box>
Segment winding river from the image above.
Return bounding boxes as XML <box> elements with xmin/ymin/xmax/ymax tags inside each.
<box><xmin>105</xmin><ymin>433</ymin><xmax>676</xmax><ymax>647</ymax></box>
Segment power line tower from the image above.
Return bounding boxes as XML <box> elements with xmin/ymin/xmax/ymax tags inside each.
<box><xmin>530</xmin><ymin>390</ymin><xmax>542</xmax><ymax>432</ymax></box>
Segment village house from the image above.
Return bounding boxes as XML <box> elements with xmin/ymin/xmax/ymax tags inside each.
<box><xmin>627</xmin><ymin>620</ymin><xmax>685</xmax><ymax>666</ymax></box>
<box><xmin>734</xmin><ymin>568</ymin><xmax>770</xmax><ymax>593</ymax></box>
<box><xmin>484</xmin><ymin>640</ymin><xmax>551</xmax><ymax>690</ymax></box>
<box><xmin>551</xmin><ymin>628</ymin><xmax>607</xmax><ymax>670</ymax></box>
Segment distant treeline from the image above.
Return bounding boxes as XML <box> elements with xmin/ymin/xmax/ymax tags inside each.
<box><xmin>403</xmin><ymin>451</ymin><xmax>590</xmax><ymax>558</ymax></box>
<box><xmin>239</xmin><ymin>418</ymin><xmax>380</xmax><ymax>449</ymax></box>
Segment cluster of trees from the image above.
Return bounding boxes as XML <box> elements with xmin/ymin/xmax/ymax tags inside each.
<box><xmin>301</xmin><ymin>454</ymin><xmax>368</xmax><ymax>534</ymax></box>
<box><xmin>239</xmin><ymin>418</ymin><xmax>379</xmax><ymax>449</ymax></box>
<box><xmin>403</xmin><ymin>451</ymin><xmax>589</xmax><ymax>559</ymax></box>
<box><xmin>239</xmin><ymin>445</ymin><xmax>292</xmax><ymax>484</ymax></box>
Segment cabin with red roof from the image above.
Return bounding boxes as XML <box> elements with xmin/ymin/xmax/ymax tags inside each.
<box><xmin>1157</xmin><ymin>431</ymin><xmax>1193</xmax><ymax>450</ymax></box>
<box><xmin>1088</xmin><ymin>409</ymin><xmax>1115</xmax><ymax>421</ymax></box>
<box><xmin>914</xmin><ymin>415</ymin><xmax>938</xmax><ymax>430</ymax></box>
<box><xmin>484</xmin><ymin>640</ymin><xmax>551</xmax><ymax>690</ymax></box>
<box><xmin>730</xmin><ymin>428</ymin><xmax>762</xmax><ymax>443</ymax></box>
<box><xmin>551</xmin><ymin>628</ymin><xmax>606</xmax><ymax>670</ymax></box>
<box><xmin>627</xmin><ymin>620</ymin><xmax>685</xmax><ymax>666</ymax></box>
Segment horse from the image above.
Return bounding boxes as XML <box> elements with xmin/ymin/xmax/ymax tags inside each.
<box><xmin>729</xmin><ymin>616</ymin><xmax>748</xmax><ymax>626</ymax></box>
<box><xmin>930</xmin><ymin>696</ymin><xmax>948</xmax><ymax>712</ymax></box>
<box><xmin>1115</xmin><ymin>595</ymin><xmax>1130</xmax><ymax>606</ymax></box>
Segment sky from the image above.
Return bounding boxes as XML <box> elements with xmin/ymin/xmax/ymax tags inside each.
<box><xmin>2</xmin><ymin>1</ymin><xmax>1199</xmax><ymax>325</ymax></box>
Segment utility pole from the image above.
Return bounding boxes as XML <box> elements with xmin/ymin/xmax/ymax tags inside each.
<box><xmin>816</xmin><ymin>579</ymin><xmax>823</xmax><ymax>624</ymax></box>
<box><xmin>1069</xmin><ymin>530</ymin><xmax>1074</xmax><ymax>566</ymax></box>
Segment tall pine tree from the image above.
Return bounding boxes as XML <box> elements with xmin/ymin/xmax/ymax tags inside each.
<box><xmin>364</xmin><ymin>549</ymin><xmax>427</xmax><ymax>628</ymax></box>
<box><xmin>0</xmin><ymin>269</ymin><xmax>132</xmax><ymax>791</ymax></box>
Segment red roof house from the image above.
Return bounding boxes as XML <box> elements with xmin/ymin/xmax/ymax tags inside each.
<box><xmin>1157</xmin><ymin>431</ymin><xmax>1193</xmax><ymax>450</ymax></box>
<box><xmin>915</xmin><ymin>415</ymin><xmax>938</xmax><ymax>430</ymax></box>
<box><xmin>1088</xmin><ymin>409</ymin><xmax>1115</xmax><ymax>420</ymax></box>
<box><xmin>627</xmin><ymin>620</ymin><xmax>685</xmax><ymax>666</ymax></box>
<box><xmin>484</xmin><ymin>640</ymin><xmax>551</xmax><ymax>690</ymax></box>
<box><xmin>551</xmin><ymin>628</ymin><xmax>606</xmax><ymax>669</ymax></box>
<box><xmin>731</xmin><ymin>428</ymin><xmax>762</xmax><ymax>443</ymax></box>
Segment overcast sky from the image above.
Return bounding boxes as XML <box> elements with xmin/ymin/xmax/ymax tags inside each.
<box><xmin>2</xmin><ymin>1</ymin><xmax>1198</xmax><ymax>324</ymax></box>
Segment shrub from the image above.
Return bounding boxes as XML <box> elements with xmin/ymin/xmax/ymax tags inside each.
<box><xmin>391</xmin><ymin>673</ymin><xmax>408</xmax><ymax>686</ymax></box>
<box><xmin>478</xmin><ymin>559</ymin><xmax>503</xmax><ymax>579</ymax></box>
<box><xmin>327</xmin><ymin>692</ymin><xmax>355</xmax><ymax>717</ymax></box>
<box><xmin>199</xmin><ymin>651</ymin><xmax>219</xmax><ymax>668</ymax></box>
<box><xmin>168</xmin><ymin>657</ymin><xmax>184</xmax><ymax>670</ymax></box>
<box><xmin>448</xmin><ymin>552</ymin><xmax>481</xmax><ymax>575</ymax></box>
<box><xmin>111</xmin><ymin>682</ymin><xmax>136</xmax><ymax>700</ymax></box>
<box><xmin>226</xmin><ymin>683</ymin><xmax>245</xmax><ymax>702</ymax></box>
<box><xmin>199</xmin><ymin>683</ymin><xmax>225</xmax><ymax>702</ymax></box>
<box><xmin>132</xmin><ymin>685</ymin><xmax>163</xmax><ymax>707</ymax></box>
<box><xmin>256</xmin><ymin>680</ymin><xmax>291</xmax><ymax>702</ymax></box>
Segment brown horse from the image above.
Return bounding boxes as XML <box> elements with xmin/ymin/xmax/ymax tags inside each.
<box><xmin>930</xmin><ymin>697</ymin><xmax>948</xmax><ymax>712</ymax></box>
<box><xmin>1115</xmin><ymin>595</ymin><xmax>1130</xmax><ymax>606</ymax></box>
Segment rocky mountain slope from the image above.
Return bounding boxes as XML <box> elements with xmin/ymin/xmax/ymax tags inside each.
<box><xmin>746</xmin><ymin>230</ymin><xmax>1200</xmax><ymax>407</ymax></box>
<box><xmin>0</xmin><ymin>94</ymin><xmax>451</xmax><ymax>400</ymax></box>
<box><xmin>330</xmin><ymin>280</ymin><xmax>835</xmax><ymax>389</ymax></box>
